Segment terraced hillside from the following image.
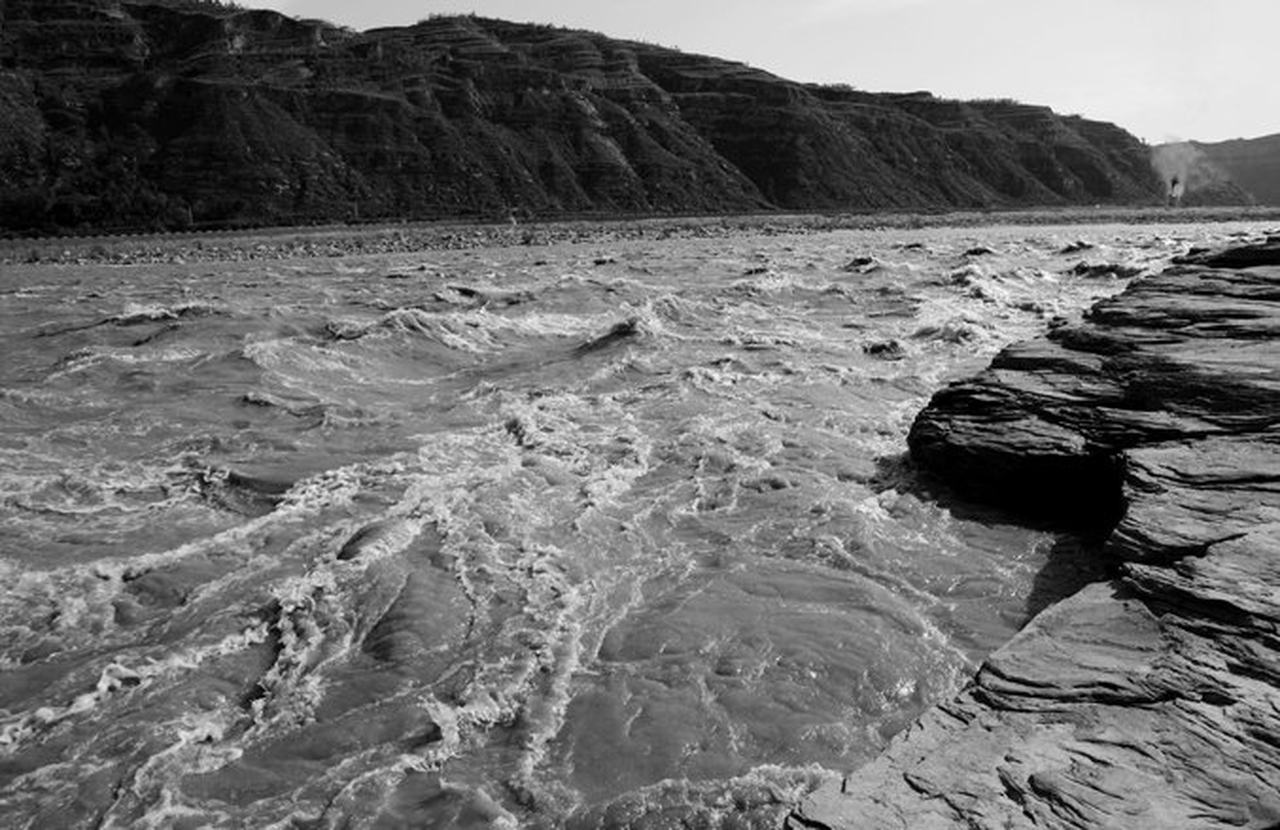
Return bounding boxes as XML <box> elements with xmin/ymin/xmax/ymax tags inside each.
<box><xmin>0</xmin><ymin>0</ymin><xmax>1164</xmax><ymax>232</ymax></box>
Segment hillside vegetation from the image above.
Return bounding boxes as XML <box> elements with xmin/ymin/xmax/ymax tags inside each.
<box><xmin>1</xmin><ymin>0</ymin><xmax>1165</xmax><ymax>233</ymax></box>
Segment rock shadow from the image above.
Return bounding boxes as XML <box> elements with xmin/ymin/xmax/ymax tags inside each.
<box><xmin>1023</xmin><ymin>533</ymin><xmax>1114</xmax><ymax>619</ymax></box>
<box><xmin>868</xmin><ymin>452</ymin><xmax>1119</xmax><ymax>622</ymax></box>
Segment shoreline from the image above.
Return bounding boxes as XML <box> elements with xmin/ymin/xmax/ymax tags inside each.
<box><xmin>791</xmin><ymin>239</ymin><xmax>1280</xmax><ymax>828</ymax></box>
<box><xmin>5</xmin><ymin>206</ymin><xmax>1280</xmax><ymax>267</ymax></box>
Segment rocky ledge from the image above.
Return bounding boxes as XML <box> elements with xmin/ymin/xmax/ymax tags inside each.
<box><xmin>791</xmin><ymin>240</ymin><xmax>1280</xmax><ymax>829</ymax></box>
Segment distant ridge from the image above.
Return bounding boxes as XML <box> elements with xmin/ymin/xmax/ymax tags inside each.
<box><xmin>1154</xmin><ymin>134</ymin><xmax>1280</xmax><ymax>206</ymax></box>
<box><xmin>1</xmin><ymin>0</ymin><xmax>1165</xmax><ymax>233</ymax></box>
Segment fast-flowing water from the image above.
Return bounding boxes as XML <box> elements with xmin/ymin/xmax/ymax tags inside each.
<box><xmin>0</xmin><ymin>221</ymin><xmax>1266</xmax><ymax>828</ymax></box>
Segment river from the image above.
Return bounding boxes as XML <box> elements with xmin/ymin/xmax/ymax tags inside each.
<box><xmin>0</xmin><ymin>220</ymin><xmax>1267</xmax><ymax>828</ymax></box>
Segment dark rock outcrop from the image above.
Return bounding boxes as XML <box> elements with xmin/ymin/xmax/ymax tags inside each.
<box><xmin>792</xmin><ymin>241</ymin><xmax>1280</xmax><ymax>828</ymax></box>
<box><xmin>0</xmin><ymin>1</ymin><xmax>1162</xmax><ymax>233</ymax></box>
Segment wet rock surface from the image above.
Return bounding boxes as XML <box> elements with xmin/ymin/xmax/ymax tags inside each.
<box><xmin>792</xmin><ymin>241</ymin><xmax>1280</xmax><ymax>828</ymax></box>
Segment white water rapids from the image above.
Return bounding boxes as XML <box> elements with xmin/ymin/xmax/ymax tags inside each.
<box><xmin>0</xmin><ymin>220</ymin><xmax>1268</xmax><ymax>827</ymax></box>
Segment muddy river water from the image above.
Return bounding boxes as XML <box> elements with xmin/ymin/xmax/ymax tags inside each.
<box><xmin>0</xmin><ymin>220</ymin><xmax>1269</xmax><ymax>827</ymax></box>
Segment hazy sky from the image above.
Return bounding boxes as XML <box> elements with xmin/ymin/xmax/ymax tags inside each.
<box><xmin>254</xmin><ymin>0</ymin><xmax>1277</xmax><ymax>143</ymax></box>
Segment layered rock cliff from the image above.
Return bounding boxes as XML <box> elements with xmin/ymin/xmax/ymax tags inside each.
<box><xmin>791</xmin><ymin>240</ymin><xmax>1280</xmax><ymax>828</ymax></box>
<box><xmin>1</xmin><ymin>0</ymin><xmax>1164</xmax><ymax>233</ymax></box>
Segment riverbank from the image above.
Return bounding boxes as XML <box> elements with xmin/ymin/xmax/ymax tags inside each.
<box><xmin>792</xmin><ymin>239</ymin><xmax>1280</xmax><ymax>828</ymax></box>
<box><xmin>5</xmin><ymin>206</ymin><xmax>1280</xmax><ymax>267</ymax></box>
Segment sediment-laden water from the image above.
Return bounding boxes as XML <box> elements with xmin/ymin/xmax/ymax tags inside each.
<box><xmin>0</xmin><ymin>221</ymin><xmax>1266</xmax><ymax>828</ymax></box>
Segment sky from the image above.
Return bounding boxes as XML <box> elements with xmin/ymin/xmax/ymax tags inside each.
<box><xmin>252</xmin><ymin>0</ymin><xmax>1278</xmax><ymax>144</ymax></box>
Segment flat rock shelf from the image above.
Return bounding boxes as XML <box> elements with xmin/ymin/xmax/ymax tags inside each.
<box><xmin>791</xmin><ymin>241</ymin><xmax>1280</xmax><ymax>829</ymax></box>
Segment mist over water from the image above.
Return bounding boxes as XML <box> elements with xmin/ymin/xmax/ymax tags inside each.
<box><xmin>0</xmin><ymin>221</ymin><xmax>1265</xmax><ymax>827</ymax></box>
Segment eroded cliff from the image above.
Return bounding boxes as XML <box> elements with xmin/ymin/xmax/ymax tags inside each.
<box><xmin>1</xmin><ymin>0</ymin><xmax>1163</xmax><ymax>233</ymax></box>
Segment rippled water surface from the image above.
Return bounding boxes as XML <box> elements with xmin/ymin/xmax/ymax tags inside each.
<box><xmin>0</xmin><ymin>221</ymin><xmax>1267</xmax><ymax>827</ymax></box>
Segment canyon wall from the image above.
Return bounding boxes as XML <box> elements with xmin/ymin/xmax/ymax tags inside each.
<box><xmin>0</xmin><ymin>1</ymin><xmax>1164</xmax><ymax>233</ymax></box>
